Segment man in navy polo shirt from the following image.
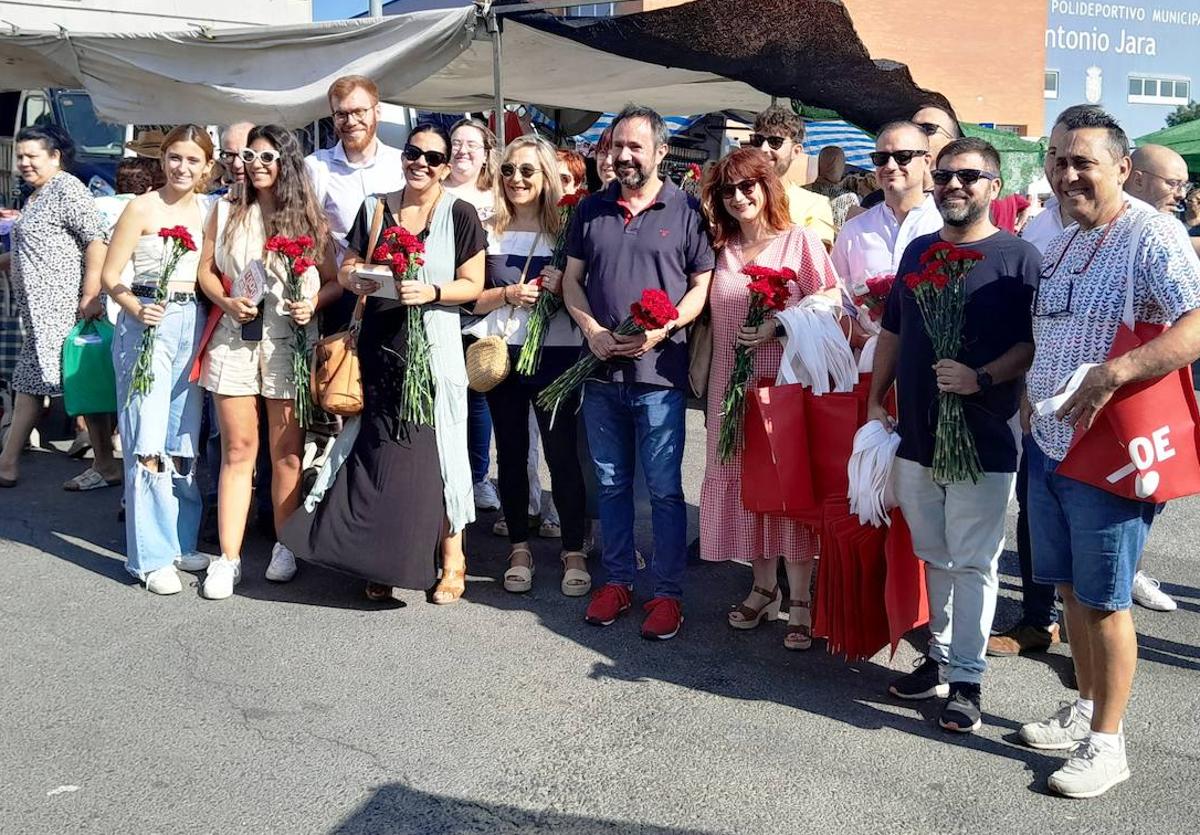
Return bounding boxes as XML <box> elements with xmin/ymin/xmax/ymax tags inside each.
<box><xmin>562</xmin><ymin>104</ymin><xmax>714</xmax><ymax>640</ymax></box>
<box><xmin>868</xmin><ymin>137</ymin><xmax>1040</xmax><ymax>733</ymax></box>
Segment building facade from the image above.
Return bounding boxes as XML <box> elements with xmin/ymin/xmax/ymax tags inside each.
<box><xmin>0</xmin><ymin>0</ymin><xmax>312</xmax><ymax>32</ymax></box>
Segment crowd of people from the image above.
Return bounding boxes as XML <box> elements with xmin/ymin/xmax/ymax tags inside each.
<box><xmin>2</xmin><ymin>74</ymin><xmax>1199</xmax><ymax>801</ymax></box>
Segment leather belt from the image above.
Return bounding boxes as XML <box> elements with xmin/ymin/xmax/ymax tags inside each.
<box><xmin>131</xmin><ymin>285</ymin><xmax>197</xmax><ymax>304</ymax></box>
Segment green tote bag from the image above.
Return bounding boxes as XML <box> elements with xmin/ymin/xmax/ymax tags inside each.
<box><xmin>62</xmin><ymin>319</ymin><xmax>117</xmax><ymax>416</ymax></box>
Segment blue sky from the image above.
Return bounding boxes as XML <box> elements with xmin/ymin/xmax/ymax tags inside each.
<box><xmin>313</xmin><ymin>0</ymin><xmax>371</xmax><ymax>20</ymax></box>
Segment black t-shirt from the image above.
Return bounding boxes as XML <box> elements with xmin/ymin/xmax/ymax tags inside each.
<box><xmin>881</xmin><ymin>230</ymin><xmax>1039</xmax><ymax>473</ymax></box>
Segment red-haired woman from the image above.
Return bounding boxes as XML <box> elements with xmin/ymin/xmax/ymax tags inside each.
<box><xmin>698</xmin><ymin>148</ymin><xmax>843</xmax><ymax>650</ymax></box>
<box><xmin>556</xmin><ymin>148</ymin><xmax>587</xmax><ymax>196</ymax></box>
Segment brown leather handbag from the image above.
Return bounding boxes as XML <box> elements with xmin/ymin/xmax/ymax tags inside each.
<box><xmin>311</xmin><ymin>199</ymin><xmax>385</xmax><ymax>416</ymax></box>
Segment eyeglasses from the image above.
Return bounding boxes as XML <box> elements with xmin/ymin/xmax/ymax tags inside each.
<box><xmin>217</xmin><ymin>150</ymin><xmax>240</xmax><ymax>164</ymax></box>
<box><xmin>916</xmin><ymin>122</ymin><xmax>955</xmax><ymax>139</ymax></box>
<box><xmin>748</xmin><ymin>134</ymin><xmax>788</xmax><ymax>151</ymax></box>
<box><xmin>1032</xmin><ymin>276</ymin><xmax>1074</xmax><ymax>319</ymax></box>
<box><xmin>238</xmin><ymin>148</ymin><xmax>281</xmax><ymax>165</ymax></box>
<box><xmin>402</xmin><ymin>146</ymin><xmax>449</xmax><ymax>167</ymax></box>
<box><xmin>500</xmin><ymin>162</ymin><xmax>541</xmax><ymax>181</ymax></box>
<box><xmin>1137</xmin><ymin>169</ymin><xmax>1189</xmax><ymax>192</ymax></box>
<box><xmin>869</xmin><ymin>150</ymin><xmax>928</xmax><ymax>167</ymax></box>
<box><xmin>931</xmin><ymin>168</ymin><xmax>998</xmax><ymax>187</ymax></box>
<box><xmin>333</xmin><ymin>107</ymin><xmax>372</xmax><ymax>124</ymax></box>
<box><xmin>717</xmin><ymin>179</ymin><xmax>760</xmax><ymax>200</ymax></box>
<box><xmin>451</xmin><ymin>139</ymin><xmax>484</xmax><ymax>152</ymax></box>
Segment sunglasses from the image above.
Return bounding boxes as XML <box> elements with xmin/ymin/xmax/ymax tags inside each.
<box><xmin>917</xmin><ymin>122</ymin><xmax>955</xmax><ymax>139</ymax></box>
<box><xmin>238</xmin><ymin>148</ymin><xmax>281</xmax><ymax>165</ymax></box>
<box><xmin>869</xmin><ymin>150</ymin><xmax>927</xmax><ymax>167</ymax></box>
<box><xmin>931</xmin><ymin>168</ymin><xmax>998</xmax><ymax>186</ymax></box>
<box><xmin>500</xmin><ymin>162</ymin><xmax>541</xmax><ymax>180</ymax></box>
<box><xmin>748</xmin><ymin>134</ymin><xmax>788</xmax><ymax>151</ymax></box>
<box><xmin>403</xmin><ymin>146</ymin><xmax>449</xmax><ymax>167</ymax></box>
<box><xmin>717</xmin><ymin>179</ymin><xmax>760</xmax><ymax>200</ymax></box>
<box><xmin>217</xmin><ymin>150</ymin><xmax>240</xmax><ymax>164</ymax></box>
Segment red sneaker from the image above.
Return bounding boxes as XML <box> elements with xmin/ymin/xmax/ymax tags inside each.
<box><xmin>641</xmin><ymin>596</ymin><xmax>683</xmax><ymax>640</ymax></box>
<box><xmin>585</xmin><ymin>583</ymin><xmax>632</xmax><ymax>626</ymax></box>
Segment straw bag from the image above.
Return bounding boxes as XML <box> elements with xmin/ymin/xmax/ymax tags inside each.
<box><xmin>311</xmin><ymin>199</ymin><xmax>385</xmax><ymax>416</ymax></box>
<box><xmin>466</xmin><ymin>235</ymin><xmax>540</xmax><ymax>393</ymax></box>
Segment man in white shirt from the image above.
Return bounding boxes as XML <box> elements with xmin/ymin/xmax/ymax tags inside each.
<box><xmin>304</xmin><ymin>75</ymin><xmax>406</xmax><ymax>333</ymax></box>
<box><xmin>831</xmin><ymin>121</ymin><xmax>943</xmax><ymax>296</ymax></box>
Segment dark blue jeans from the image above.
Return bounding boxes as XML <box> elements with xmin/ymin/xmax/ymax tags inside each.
<box><xmin>1015</xmin><ymin>434</ymin><xmax>1058</xmax><ymax>628</ymax></box>
<box><xmin>468</xmin><ymin>388</ymin><xmax>492</xmax><ymax>485</ymax></box>
<box><xmin>582</xmin><ymin>381</ymin><xmax>687</xmax><ymax>599</ymax></box>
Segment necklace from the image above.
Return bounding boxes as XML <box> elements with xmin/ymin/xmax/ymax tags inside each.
<box><xmin>1041</xmin><ymin>202</ymin><xmax>1128</xmax><ymax>280</ymax></box>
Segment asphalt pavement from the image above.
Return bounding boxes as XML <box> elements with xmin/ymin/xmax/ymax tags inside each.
<box><xmin>1</xmin><ymin>409</ymin><xmax>1198</xmax><ymax>834</ymax></box>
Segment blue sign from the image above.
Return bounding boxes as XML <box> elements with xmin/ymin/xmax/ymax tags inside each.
<box><xmin>1045</xmin><ymin>0</ymin><xmax>1200</xmax><ymax>138</ymax></box>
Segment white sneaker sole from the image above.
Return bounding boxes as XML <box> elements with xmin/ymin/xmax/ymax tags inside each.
<box><xmin>1020</xmin><ymin>734</ymin><xmax>1087</xmax><ymax>751</ymax></box>
<box><xmin>265</xmin><ymin>565</ymin><xmax>297</xmax><ymax>583</ymax></box>
<box><xmin>1049</xmin><ymin>766</ymin><xmax>1131</xmax><ymax>799</ymax></box>
<box><xmin>939</xmin><ymin>715</ymin><xmax>982</xmax><ymax>733</ymax></box>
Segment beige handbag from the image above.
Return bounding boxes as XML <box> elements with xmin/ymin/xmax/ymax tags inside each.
<box><xmin>466</xmin><ymin>235</ymin><xmax>540</xmax><ymax>393</ymax></box>
<box><xmin>311</xmin><ymin>199</ymin><xmax>385</xmax><ymax>416</ymax></box>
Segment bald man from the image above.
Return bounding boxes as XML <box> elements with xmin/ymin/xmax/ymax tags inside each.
<box><xmin>807</xmin><ymin>145</ymin><xmax>860</xmax><ymax>230</ymax></box>
<box><xmin>1126</xmin><ymin>143</ymin><xmax>1190</xmax><ymax>214</ymax></box>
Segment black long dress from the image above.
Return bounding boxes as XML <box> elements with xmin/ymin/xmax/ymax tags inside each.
<box><xmin>281</xmin><ymin>197</ymin><xmax>486</xmax><ymax>589</ymax></box>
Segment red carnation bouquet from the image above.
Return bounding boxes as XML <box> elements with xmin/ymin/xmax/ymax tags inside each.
<box><xmin>717</xmin><ymin>265</ymin><xmax>793</xmax><ymax>462</ymax></box>
<box><xmin>266</xmin><ymin>234</ymin><xmax>318</xmax><ymax>427</ymax></box>
<box><xmin>126</xmin><ymin>225</ymin><xmax>197</xmax><ymax>405</ymax></box>
<box><xmin>373</xmin><ymin>226</ymin><xmax>434</xmax><ymax>425</ymax></box>
<box><xmin>516</xmin><ymin>192</ymin><xmax>586</xmax><ymax>376</ymax></box>
<box><xmin>903</xmin><ymin>241</ymin><xmax>984</xmax><ymax>483</ymax></box>
<box><xmin>536</xmin><ymin>288</ymin><xmax>678</xmax><ymax>423</ymax></box>
<box><xmin>855</xmin><ymin>273</ymin><xmax>895</xmax><ymax>323</ymax></box>
<box><xmin>680</xmin><ymin>163</ymin><xmax>703</xmax><ymax>197</ymax></box>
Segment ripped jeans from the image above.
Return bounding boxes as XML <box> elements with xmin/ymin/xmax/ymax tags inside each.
<box><xmin>113</xmin><ymin>301</ymin><xmax>204</xmax><ymax>579</ymax></box>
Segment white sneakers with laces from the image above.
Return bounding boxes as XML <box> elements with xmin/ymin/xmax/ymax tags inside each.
<box><xmin>1132</xmin><ymin>570</ymin><xmax>1177</xmax><ymax>611</ymax></box>
<box><xmin>1048</xmin><ymin>737</ymin><xmax>1130</xmax><ymax>799</ymax></box>
<box><xmin>203</xmin><ymin>557</ymin><xmax>242</xmax><ymax>600</ymax></box>
<box><xmin>145</xmin><ymin>566</ymin><xmax>183</xmax><ymax>595</ymax></box>
<box><xmin>1019</xmin><ymin>701</ymin><xmax>1092</xmax><ymax>750</ymax></box>
<box><xmin>473</xmin><ymin>479</ymin><xmax>501</xmax><ymax>511</ymax></box>
<box><xmin>265</xmin><ymin>542</ymin><xmax>298</xmax><ymax>583</ymax></box>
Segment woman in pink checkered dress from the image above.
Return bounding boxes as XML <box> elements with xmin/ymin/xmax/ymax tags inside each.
<box><xmin>698</xmin><ymin>149</ymin><xmax>842</xmax><ymax>651</ymax></box>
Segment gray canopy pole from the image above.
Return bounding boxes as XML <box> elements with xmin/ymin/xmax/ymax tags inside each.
<box><xmin>369</xmin><ymin>0</ymin><xmax>383</xmax><ymax>16</ymax></box>
<box><xmin>487</xmin><ymin>7</ymin><xmax>505</xmax><ymax>147</ymax></box>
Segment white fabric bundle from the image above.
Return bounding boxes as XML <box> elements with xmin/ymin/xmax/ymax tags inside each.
<box><xmin>848</xmin><ymin>419</ymin><xmax>901</xmax><ymax>528</ymax></box>
<box><xmin>857</xmin><ymin>334</ymin><xmax>878</xmax><ymax>374</ymax></box>
<box><xmin>775</xmin><ymin>295</ymin><xmax>859</xmax><ymax>394</ymax></box>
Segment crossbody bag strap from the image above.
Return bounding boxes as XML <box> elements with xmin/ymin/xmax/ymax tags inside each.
<box><xmin>499</xmin><ymin>232</ymin><xmax>542</xmax><ymax>336</ymax></box>
<box><xmin>350</xmin><ymin>196</ymin><xmax>387</xmax><ymax>332</ymax></box>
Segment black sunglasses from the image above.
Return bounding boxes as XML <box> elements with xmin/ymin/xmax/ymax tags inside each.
<box><xmin>717</xmin><ymin>179</ymin><xmax>760</xmax><ymax>200</ymax></box>
<box><xmin>917</xmin><ymin>121</ymin><xmax>954</xmax><ymax>138</ymax></box>
<box><xmin>500</xmin><ymin>162</ymin><xmax>541</xmax><ymax>180</ymax></box>
<box><xmin>931</xmin><ymin>168</ymin><xmax>998</xmax><ymax>186</ymax></box>
<box><xmin>748</xmin><ymin>134</ymin><xmax>788</xmax><ymax>151</ymax></box>
<box><xmin>869</xmin><ymin>150</ymin><xmax>928</xmax><ymax>167</ymax></box>
<box><xmin>403</xmin><ymin>145</ymin><xmax>448</xmax><ymax>167</ymax></box>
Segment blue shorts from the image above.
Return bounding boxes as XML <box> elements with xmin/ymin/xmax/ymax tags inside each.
<box><xmin>1026</xmin><ymin>439</ymin><xmax>1158</xmax><ymax>611</ymax></box>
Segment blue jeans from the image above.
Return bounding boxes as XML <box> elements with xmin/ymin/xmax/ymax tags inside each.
<box><xmin>1026</xmin><ymin>440</ymin><xmax>1158</xmax><ymax>611</ymax></box>
<box><xmin>583</xmin><ymin>381</ymin><xmax>687</xmax><ymax>599</ymax></box>
<box><xmin>113</xmin><ymin>302</ymin><xmax>204</xmax><ymax>579</ymax></box>
<box><xmin>468</xmin><ymin>388</ymin><xmax>492</xmax><ymax>484</ymax></box>
<box><xmin>1015</xmin><ymin>434</ymin><xmax>1058</xmax><ymax>627</ymax></box>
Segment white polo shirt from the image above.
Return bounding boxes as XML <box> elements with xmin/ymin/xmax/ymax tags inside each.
<box><xmin>305</xmin><ymin>139</ymin><xmax>407</xmax><ymax>263</ymax></box>
<box><xmin>1020</xmin><ymin>196</ymin><xmax>1065</xmax><ymax>256</ymax></box>
<box><xmin>831</xmin><ymin>193</ymin><xmax>943</xmax><ymax>292</ymax></box>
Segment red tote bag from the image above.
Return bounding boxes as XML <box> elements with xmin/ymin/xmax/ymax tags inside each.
<box><xmin>740</xmin><ymin>379</ymin><xmax>818</xmax><ymax>519</ymax></box>
<box><xmin>1056</xmin><ymin>213</ymin><xmax>1200</xmax><ymax>502</ymax></box>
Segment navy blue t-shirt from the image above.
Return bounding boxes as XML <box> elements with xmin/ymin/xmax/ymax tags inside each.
<box><xmin>882</xmin><ymin>230</ymin><xmax>1039</xmax><ymax>473</ymax></box>
<box><xmin>565</xmin><ymin>178</ymin><xmax>714</xmax><ymax>389</ymax></box>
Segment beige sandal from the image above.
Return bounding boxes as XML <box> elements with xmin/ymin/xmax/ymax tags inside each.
<box><xmin>728</xmin><ymin>585</ymin><xmax>782</xmax><ymax>630</ymax></box>
<box><xmin>785</xmin><ymin>598</ymin><xmax>813</xmax><ymax>651</ymax></box>
<box><xmin>560</xmin><ymin>550</ymin><xmax>591</xmax><ymax>597</ymax></box>
<box><xmin>432</xmin><ymin>565</ymin><xmax>467</xmax><ymax>605</ymax></box>
<box><xmin>503</xmin><ymin>546</ymin><xmax>534</xmax><ymax>594</ymax></box>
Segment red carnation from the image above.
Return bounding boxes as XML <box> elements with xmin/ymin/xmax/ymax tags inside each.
<box><xmin>918</xmin><ymin>240</ymin><xmax>955</xmax><ymax>265</ymax></box>
<box><xmin>265</xmin><ymin>235</ymin><xmax>287</xmax><ymax>252</ymax></box>
<box><xmin>558</xmin><ymin>193</ymin><xmax>584</xmax><ymax>208</ymax></box>
<box><xmin>296</xmin><ymin>235</ymin><xmax>314</xmax><ymax>249</ymax></box>
<box><xmin>292</xmin><ymin>256</ymin><xmax>316</xmax><ymax>276</ymax></box>
<box><xmin>372</xmin><ymin>244</ymin><xmax>391</xmax><ymax>263</ymax></box>
<box><xmin>629</xmin><ymin>288</ymin><xmax>678</xmax><ymax>330</ymax></box>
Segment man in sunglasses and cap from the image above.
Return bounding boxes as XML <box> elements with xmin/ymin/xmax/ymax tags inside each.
<box><xmin>747</xmin><ymin>105</ymin><xmax>835</xmax><ymax>247</ymax></box>
<box><xmin>868</xmin><ymin>136</ymin><xmax>1041</xmax><ymax>736</ymax></box>
<box><xmin>832</xmin><ymin>121</ymin><xmax>944</xmax><ymax>299</ymax></box>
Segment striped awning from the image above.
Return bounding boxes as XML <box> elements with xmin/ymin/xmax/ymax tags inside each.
<box><xmin>573</xmin><ymin>113</ymin><xmax>698</xmax><ymax>146</ymax></box>
<box><xmin>803</xmin><ymin>120</ymin><xmax>875</xmax><ymax>169</ymax></box>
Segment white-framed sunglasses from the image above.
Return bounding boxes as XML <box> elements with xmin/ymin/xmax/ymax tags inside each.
<box><xmin>238</xmin><ymin>148</ymin><xmax>281</xmax><ymax>165</ymax></box>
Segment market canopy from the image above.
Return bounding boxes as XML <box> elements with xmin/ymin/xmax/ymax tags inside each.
<box><xmin>0</xmin><ymin>1</ymin><xmax>947</xmax><ymax>129</ymax></box>
<box><xmin>1136</xmin><ymin>120</ymin><xmax>1200</xmax><ymax>174</ymax></box>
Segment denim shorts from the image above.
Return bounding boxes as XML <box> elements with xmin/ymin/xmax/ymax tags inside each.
<box><xmin>1026</xmin><ymin>439</ymin><xmax>1159</xmax><ymax>611</ymax></box>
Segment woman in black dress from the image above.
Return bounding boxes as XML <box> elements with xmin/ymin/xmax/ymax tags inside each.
<box><xmin>282</xmin><ymin>124</ymin><xmax>486</xmax><ymax>600</ymax></box>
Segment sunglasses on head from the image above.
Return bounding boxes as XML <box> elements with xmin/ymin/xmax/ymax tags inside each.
<box><xmin>717</xmin><ymin>179</ymin><xmax>760</xmax><ymax>200</ymax></box>
<box><xmin>238</xmin><ymin>148</ymin><xmax>281</xmax><ymax>165</ymax></box>
<box><xmin>931</xmin><ymin>168</ymin><xmax>998</xmax><ymax>187</ymax></box>
<box><xmin>748</xmin><ymin>134</ymin><xmax>788</xmax><ymax>151</ymax></box>
<box><xmin>402</xmin><ymin>145</ymin><xmax>449</xmax><ymax>167</ymax></box>
<box><xmin>500</xmin><ymin>162</ymin><xmax>541</xmax><ymax>180</ymax></box>
<box><xmin>869</xmin><ymin>150</ymin><xmax>927</xmax><ymax>167</ymax></box>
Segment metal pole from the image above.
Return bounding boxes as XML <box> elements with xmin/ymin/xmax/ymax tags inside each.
<box><xmin>489</xmin><ymin>10</ymin><xmax>505</xmax><ymax>147</ymax></box>
<box><xmin>369</xmin><ymin>0</ymin><xmax>383</xmax><ymax>16</ymax></box>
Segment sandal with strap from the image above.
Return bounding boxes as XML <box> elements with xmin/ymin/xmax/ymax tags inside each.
<box><xmin>785</xmin><ymin>598</ymin><xmax>813</xmax><ymax>651</ymax></box>
<box><xmin>365</xmin><ymin>582</ymin><xmax>392</xmax><ymax>601</ymax></box>
<box><xmin>432</xmin><ymin>565</ymin><xmax>467</xmax><ymax>605</ymax></box>
<box><xmin>728</xmin><ymin>585</ymin><xmax>781</xmax><ymax>630</ymax></box>
<box><xmin>503</xmin><ymin>546</ymin><xmax>534</xmax><ymax>594</ymax></box>
<box><xmin>560</xmin><ymin>550</ymin><xmax>591</xmax><ymax>597</ymax></box>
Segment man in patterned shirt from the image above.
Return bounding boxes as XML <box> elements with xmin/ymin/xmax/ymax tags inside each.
<box><xmin>1018</xmin><ymin>108</ymin><xmax>1200</xmax><ymax>799</ymax></box>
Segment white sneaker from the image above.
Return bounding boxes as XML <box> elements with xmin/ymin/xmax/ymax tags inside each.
<box><xmin>473</xmin><ymin>479</ymin><xmax>501</xmax><ymax>511</ymax></box>
<box><xmin>1132</xmin><ymin>571</ymin><xmax>1177</xmax><ymax>612</ymax></box>
<box><xmin>1048</xmin><ymin>738</ymin><xmax>1131</xmax><ymax>798</ymax></box>
<box><xmin>174</xmin><ymin>551</ymin><xmax>212</xmax><ymax>573</ymax></box>
<box><xmin>203</xmin><ymin>556</ymin><xmax>241</xmax><ymax>600</ymax></box>
<box><xmin>145</xmin><ymin>566</ymin><xmax>182</xmax><ymax>595</ymax></box>
<box><xmin>1020</xmin><ymin>701</ymin><xmax>1092</xmax><ymax>750</ymax></box>
<box><xmin>265</xmin><ymin>542</ymin><xmax>298</xmax><ymax>583</ymax></box>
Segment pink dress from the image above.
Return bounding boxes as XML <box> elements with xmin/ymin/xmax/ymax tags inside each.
<box><xmin>699</xmin><ymin>225</ymin><xmax>839</xmax><ymax>564</ymax></box>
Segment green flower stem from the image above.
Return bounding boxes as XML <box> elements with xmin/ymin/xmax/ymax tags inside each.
<box><xmin>536</xmin><ymin>316</ymin><xmax>643</xmax><ymax>425</ymax></box>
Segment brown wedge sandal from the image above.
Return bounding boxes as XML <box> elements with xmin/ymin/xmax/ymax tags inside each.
<box><xmin>785</xmin><ymin>598</ymin><xmax>813</xmax><ymax>651</ymax></box>
<box><xmin>432</xmin><ymin>565</ymin><xmax>467</xmax><ymax>605</ymax></box>
<box><xmin>728</xmin><ymin>585</ymin><xmax>782</xmax><ymax>630</ymax></box>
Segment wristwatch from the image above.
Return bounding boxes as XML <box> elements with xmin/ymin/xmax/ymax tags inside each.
<box><xmin>975</xmin><ymin>368</ymin><xmax>993</xmax><ymax>391</ymax></box>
